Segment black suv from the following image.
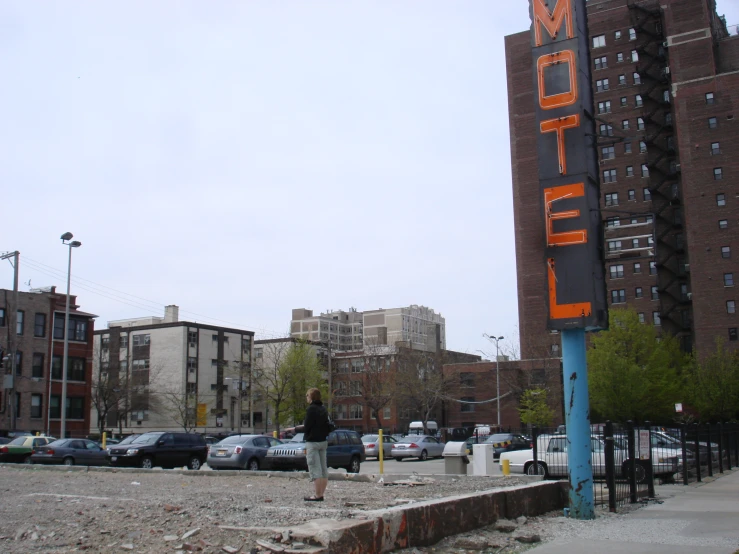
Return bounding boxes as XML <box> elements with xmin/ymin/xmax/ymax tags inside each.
<box><xmin>106</xmin><ymin>432</ymin><xmax>207</xmax><ymax>470</ymax></box>
<box><xmin>264</xmin><ymin>430</ymin><xmax>366</xmax><ymax>473</ymax></box>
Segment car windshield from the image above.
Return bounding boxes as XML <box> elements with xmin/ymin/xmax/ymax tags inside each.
<box><xmin>8</xmin><ymin>437</ymin><xmax>27</xmax><ymax>445</ymax></box>
<box><xmin>219</xmin><ymin>436</ymin><xmax>252</xmax><ymax>445</ymax></box>
<box><xmin>289</xmin><ymin>433</ymin><xmax>305</xmax><ymax>443</ymax></box>
<box><xmin>397</xmin><ymin>437</ymin><xmax>422</xmax><ymax>444</ymax></box>
<box><xmin>117</xmin><ymin>435</ymin><xmax>139</xmax><ymax>445</ymax></box>
<box><xmin>486</xmin><ymin>434</ymin><xmax>511</xmax><ymax>443</ymax></box>
<box><xmin>362</xmin><ymin>436</ymin><xmax>378</xmax><ymax>443</ymax></box>
<box><xmin>131</xmin><ymin>433</ymin><xmax>162</xmax><ymax>445</ymax></box>
<box><xmin>47</xmin><ymin>439</ymin><xmax>71</xmax><ymax>447</ymax></box>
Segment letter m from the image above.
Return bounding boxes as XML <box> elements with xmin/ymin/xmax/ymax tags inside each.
<box><xmin>532</xmin><ymin>0</ymin><xmax>574</xmax><ymax>47</ymax></box>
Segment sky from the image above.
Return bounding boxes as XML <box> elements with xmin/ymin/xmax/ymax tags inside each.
<box><xmin>2</xmin><ymin>1</ymin><xmax>737</xmax><ymax>360</ymax></box>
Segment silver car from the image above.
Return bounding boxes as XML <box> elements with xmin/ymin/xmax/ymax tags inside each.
<box><xmin>207</xmin><ymin>434</ymin><xmax>283</xmax><ymax>471</ymax></box>
<box><xmin>390</xmin><ymin>435</ymin><xmax>445</xmax><ymax>461</ymax></box>
<box><xmin>362</xmin><ymin>434</ymin><xmax>398</xmax><ymax>459</ymax></box>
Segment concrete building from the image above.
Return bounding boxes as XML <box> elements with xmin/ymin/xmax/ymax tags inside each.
<box><xmin>290</xmin><ymin>305</ymin><xmax>446</xmax><ymax>353</ymax></box>
<box><xmin>506</xmin><ymin>0</ymin><xmax>739</xmax><ymax>357</ymax></box>
<box><xmin>92</xmin><ymin>306</ymin><xmax>255</xmax><ymax>436</ymax></box>
<box><xmin>1</xmin><ymin>287</ymin><xmax>96</xmax><ymax>438</ymax></box>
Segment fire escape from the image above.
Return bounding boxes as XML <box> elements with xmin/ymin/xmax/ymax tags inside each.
<box><xmin>629</xmin><ymin>0</ymin><xmax>693</xmax><ymax>352</ymax></box>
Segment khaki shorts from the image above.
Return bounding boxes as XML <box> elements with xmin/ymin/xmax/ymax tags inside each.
<box><xmin>305</xmin><ymin>441</ymin><xmax>328</xmax><ymax>480</ymax></box>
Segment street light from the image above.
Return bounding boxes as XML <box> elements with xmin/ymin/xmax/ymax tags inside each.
<box><xmin>60</xmin><ymin>232</ymin><xmax>81</xmax><ymax>439</ymax></box>
<box><xmin>484</xmin><ymin>334</ymin><xmax>504</xmax><ymax>429</ymax></box>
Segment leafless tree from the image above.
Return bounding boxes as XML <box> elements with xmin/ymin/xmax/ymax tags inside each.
<box><xmin>356</xmin><ymin>339</ymin><xmax>396</xmax><ymax>431</ymax></box>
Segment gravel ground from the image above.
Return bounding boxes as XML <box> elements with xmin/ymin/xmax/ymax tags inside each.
<box><xmin>0</xmin><ymin>465</ymin><xmax>531</xmax><ymax>553</ymax></box>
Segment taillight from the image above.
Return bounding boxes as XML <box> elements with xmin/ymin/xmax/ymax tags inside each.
<box><xmin>46</xmin><ymin>449</ymin><xmax>55</xmax><ymax>455</ymax></box>
<box><xmin>530</xmin><ymin>442</ymin><xmax>534</xmax><ymax>448</ymax></box>
<box><xmin>409</xmin><ymin>443</ymin><xmax>419</xmax><ymax>449</ymax></box>
<box><xmin>235</xmin><ymin>446</ymin><xmax>242</xmax><ymax>454</ymax></box>
<box><xmin>0</xmin><ymin>446</ymin><xmax>8</xmax><ymax>454</ymax></box>
<box><xmin>367</xmin><ymin>443</ymin><xmax>376</xmax><ymax>448</ymax></box>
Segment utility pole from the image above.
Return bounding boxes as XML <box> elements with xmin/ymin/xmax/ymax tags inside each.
<box><xmin>327</xmin><ymin>340</ymin><xmax>332</xmax><ymax>417</ymax></box>
<box><xmin>1</xmin><ymin>252</ymin><xmax>20</xmax><ymax>432</ymax></box>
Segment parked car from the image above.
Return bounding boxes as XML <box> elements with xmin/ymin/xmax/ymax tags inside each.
<box><xmin>483</xmin><ymin>433</ymin><xmax>533</xmax><ymax>459</ymax></box>
<box><xmin>31</xmin><ymin>439</ymin><xmax>108</xmax><ymax>466</ymax></box>
<box><xmin>0</xmin><ymin>437</ymin><xmax>10</xmax><ymax>445</ymax></box>
<box><xmin>105</xmin><ymin>434</ymin><xmax>139</xmax><ymax>453</ymax></box>
<box><xmin>612</xmin><ymin>435</ymin><xmax>680</xmax><ymax>480</ymax></box>
<box><xmin>0</xmin><ymin>436</ymin><xmax>55</xmax><ymax>463</ymax></box>
<box><xmin>264</xmin><ymin>430</ymin><xmax>365</xmax><ymax>473</ymax></box>
<box><xmin>106</xmin><ymin>432</ymin><xmax>207</xmax><ymax>469</ymax></box>
<box><xmin>391</xmin><ymin>435</ymin><xmax>445</xmax><ymax>461</ymax></box>
<box><xmin>208</xmin><ymin>434</ymin><xmax>283</xmax><ymax>470</ymax></box>
<box><xmin>361</xmin><ymin>434</ymin><xmax>399</xmax><ymax>459</ymax></box>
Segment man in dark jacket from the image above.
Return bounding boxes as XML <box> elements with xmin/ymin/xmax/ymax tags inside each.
<box><xmin>298</xmin><ymin>388</ymin><xmax>330</xmax><ymax>501</ymax></box>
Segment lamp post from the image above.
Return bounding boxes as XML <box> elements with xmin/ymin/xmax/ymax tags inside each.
<box><xmin>484</xmin><ymin>334</ymin><xmax>504</xmax><ymax>429</ymax></box>
<box><xmin>60</xmin><ymin>232</ymin><xmax>81</xmax><ymax>439</ymax></box>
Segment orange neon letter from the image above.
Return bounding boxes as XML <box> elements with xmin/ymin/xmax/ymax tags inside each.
<box><xmin>547</xmin><ymin>258</ymin><xmax>592</xmax><ymax>319</ymax></box>
<box><xmin>537</xmin><ymin>51</ymin><xmax>578</xmax><ymax>109</ymax></box>
<box><xmin>544</xmin><ymin>183</ymin><xmax>587</xmax><ymax>246</ymax></box>
<box><xmin>532</xmin><ymin>0</ymin><xmax>574</xmax><ymax>47</ymax></box>
<box><xmin>540</xmin><ymin>115</ymin><xmax>579</xmax><ymax>175</ymax></box>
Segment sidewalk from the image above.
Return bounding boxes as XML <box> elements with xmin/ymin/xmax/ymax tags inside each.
<box><xmin>530</xmin><ymin>468</ymin><xmax>739</xmax><ymax>554</ymax></box>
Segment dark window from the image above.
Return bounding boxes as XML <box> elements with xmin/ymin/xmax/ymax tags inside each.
<box><xmin>594</xmin><ymin>56</ymin><xmax>607</xmax><ymax>70</ymax></box>
<box><xmin>460</xmin><ymin>397</ymin><xmax>475</xmax><ymax>413</ymax></box>
<box><xmin>643</xmin><ymin>188</ymin><xmax>651</xmax><ymax>201</ymax></box>
<box><xmin>599</xmin><ymin>124</ymin><xmax>614</xmax><ymax>136</ymax></box>
<box><xmin>628</xmin><ymin>189</ymin><xmax>636</xmax><ymax>201</ymax></box>
<box><xmin>34</xmin><ymin>313</ymin><xmax>46</xmax><ymax>337</ymax></box>
<box><xmin>596</xmin><ymin>79</ymin><xmax>609</xmax><ymax>92</ymax></box>
<box><xmin>0</xmin><ymin>308</ymin><xmax>4</xmax><ymax>327</ymax></box>
<box><xmin>617</xmin><ymin>52</ymin><xmax>624</xmax><ymax>62</ymax></box>
<box><xmin>727</xmin><ymin>301</ymin><xmax>735</xmax><ymax>314</ymax></box>
<box><xmin>16</xmin><ymin>393</ymin><xmax>21</xmax><ymax>418</ymax></box>
<box><xmin>31</xmin><ymin>394</ymin><xmax>42</xmax><ymax>418</ymax></box>
<box><xmin>50</xmin><ymin>395</ymin><xmax>60</xmax><ymax>419</ymax></box>
<box><xmin>620</xmin><ymin>96</ymin><xmax>627</xmax><ymax>107</ymax></box>
<box><xmin>17</xmin><ymin>310</ymin><xmax>24</xmax><ymax>335</ymax></box>
<box><xmin>624</xmin><ymin>141</ymin><xmax>632</xmax><ymax>154</ymax></box>
<box><xmin>640</xmin><ymin>141</ymin><xmax>647</xmax><ymax>153</ymax></box>
<box><xmin>101</xmin><ymin>336</ymin><xmax>109</xmax><ymax>349</ymax></box>
<box><xmin>601</xmin><ymin>146</ymin><xmax>615</xmax><ymax>159</ymax></box>
<box><xmin>717</xmin><ymin>193</ymin><xmax>726</xmax><ymax>206</ymax></box>
<box><xmin>610</xmin><ymin>265</ymin><xmax>624</xmax><ymax>279</ymax></box>
<box><xmin>634</xmin><ymin>263</ymin><xmax>641</xmax><ymax>274</ymax></box>
<box><xmin>714</xmin><ymin>167</ymin><xmax>723</xmax><ymax>180</ymax></box>
<box><xmin>606</xmin><ymin>217</ymin><xmax>620</xmax><ymax>228</ymax></box>
<box><xmin>651</xmin><ymin>286</ymin><xmax>659</xmax><ymax>300</ymax></box>
<box><xmin>15</xmin><ymin>351</ymin><xmax>22</xmax><ymax>376</ymax></box>
<box><xmin>32</xmin><ymin>353</ymin><xmax>44</xmax><ymax>378</ymax></box>
<box><xmin>618</xmin><ymin>74</ymin><xmax>626</xmax><ymax>85</ymax></box>
<box><xmin>605</xmin><ymin>193</ymin><xmax>618</xmax><ymax>206</ymax></box>
<box><xmin>650</xmin><ymin>261</ymin><xmax>657</xmax><ymax>275</ymax></box>
<box><xmin>711</xmin><ymin>142</ymin><xmax>721</xmax><ymax>155</ymax></box>
<box><xmin>635</xmin><ymin>287</ymin><xmax>643</xmax><ymax>298</ymax></box>
<box><xmin>603</xmin><ymin>169</ymin><xmax>617</xmax><ymax>183</ymax></box>
<box><xmin>608</xmin><ymin>240</ymin><xmax>622</xmax><ymax>251</ymax></box>
<box><xmin>708</xmin><ymin>117</ymin><xmax>717</xmax><ymax>129</ymax></box>
<box><xmin>132</xmin><ymin>334</ymin><xmax>150</xmax><ymax>346</ymax></box>
<box><xmin>53</xmin><ymin>315</ymin><xmax>88</xmax><ymax>341</ymax></box>
<box><xmin>724</xmin><ymin>273</ymin><xmax>734</xmax><ymax>287</ymax></box>
<box><xmin>460</xmin><ymin>373</ymin><xmax>474</xmax><ymax>387</ymax></box>
<box><xmin>188</xmin><ymin>331</ymin><xmax>197</xmax><ymax>345</ymax></box>
<box><xmin>611</xmin><ymin>289</ymin><xmax>626</xmax><ymax>304</ymax></box>
<box><xmin>722</xmin><ymin>246</ymin><xmax>731</xmax><ymax>259</ymax></box>
<box><xmin>120</xmin><ymin>335</ymin><xmax>128</xmax><ymax>348</ymax></box>
<box><xmin>626</xmin><ymin>166</ymin><xmax>634</xmax><ymax>177</ymax></box>
<box><xmin>729</xmin><ymin>328</ymin><xmax>738</xmax><ymax>341</ymax></box>
<box><xmin>622</xmin><ymin>119</ymin><xmax>629</xmax><ymax>129</ymax></box>
<box><xmin>69</xmin><ymin>357</ymin><xmax>86</xmax><ymax>381</ymax></box>
<box><xmin>598</xmin><ymin>101</ymin><xmax>611</xmax><ymax>113</ymax></box>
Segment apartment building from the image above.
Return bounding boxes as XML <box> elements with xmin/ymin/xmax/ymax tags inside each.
<box><xmin>1</xmin><ymin>287</ymin><xmax>95</xmax><ymax>438</ymax></box>
<box><xmin>506</xmin><ymin>0</ymin><xmax>739</xmax><ymax>357</ymax></box>
<box><xmin>290</xmin><ymin>305</ymin><xmax>446</xmax><ymax>353</ymax></box>
<box><xmin>92</xmin><ymin>305</ymin><xmax>255</xmax><ymax>435</ymax></box>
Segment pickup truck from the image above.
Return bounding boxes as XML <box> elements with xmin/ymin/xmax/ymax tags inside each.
<box><xmin>500</xmin><ymin>434</ymin><xmax>679</xmax><ymax>482</ymax></box>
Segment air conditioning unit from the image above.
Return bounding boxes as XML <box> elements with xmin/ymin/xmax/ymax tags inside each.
<box><xmin>684</xmin><ymin>263</ymin><xmax>690</xmax><ymax>272</ymax></box>
<box><xmin>663</xmin><ymin>66</ymin><xmax>670</xmax><ymax>75</ymax></box>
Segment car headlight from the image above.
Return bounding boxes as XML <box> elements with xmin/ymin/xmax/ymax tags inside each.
<box><xmin>295</xmin><ymin>448</ymin><xmax>306</xmax><ymax>455</ymax></box>
<box><xmin>126</xmin><ymin>449</ymin><xmax>140</xmax><ymax>455</ymax></box>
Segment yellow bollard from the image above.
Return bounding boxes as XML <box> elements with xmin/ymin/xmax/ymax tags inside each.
<box><xmin>102</xmin><ymin>432</ymin><xmax>107</xmax><ymax>449</ymax></box>
<box><xmin>273</xmin><ymin>430</ymin><xmax>278</xmax><ymax>439</ymax></box>
<box><xmin>378</xmin><ymin>429</ymin><xmax>384</xmax><ymax>475</ymax></box>
<box><xmin>502</xmin><ymin>459</ymin><xmax>511</xmax><ymax>476</ymax></box>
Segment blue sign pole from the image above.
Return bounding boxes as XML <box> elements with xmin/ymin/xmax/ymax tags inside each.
<box><xmin>562</xmin><ymin>328</ymin><xmax>594</xmax><ymax>519</ymax></box>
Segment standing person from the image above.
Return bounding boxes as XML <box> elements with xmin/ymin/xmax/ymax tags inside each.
<box><xmin>298</xmin><ymin>388</ymin><xmax>330</xmax><ymax>501</ymax></box>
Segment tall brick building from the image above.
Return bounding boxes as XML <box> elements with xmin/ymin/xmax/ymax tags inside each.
<box><xmin>507</xmin><ymin>0</ymin><xmax>739</xmax><ymax>357</ymax></box>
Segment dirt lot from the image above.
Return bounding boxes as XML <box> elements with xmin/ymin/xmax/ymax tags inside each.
<box><xmin>0</xmin><ymin>465</ymin><xmax>540</xmax><ymax>553</ymax></box>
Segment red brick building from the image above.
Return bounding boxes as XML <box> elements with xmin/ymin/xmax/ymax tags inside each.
<box><xmin>1</xmin><ymin>287</ymin><xmax>95</xmax><ymax>438</ymax></box>
<box><xmin>507</xmin><ymin>0</ymin><xmax>739</xmax><ymax>357</ymax></box>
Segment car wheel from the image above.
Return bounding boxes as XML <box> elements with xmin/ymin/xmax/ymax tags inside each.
<box><xmin>188</xmin><ymin>456</ymin><xmax>202</xmax><ymax>471</ymax></box>
<box><xmin>141</xmin><ymin>456</ymin><xmax>154</xmax><ymax>469</ymax></box>
<box><xmin>394</xmin><ymin>457</ymin><xmax>403</xmax><ymax>462</ymax></box>
<box><xmin>346</xmin><ymin>456</ymin><xmax>361</xmax><ymax>474</ymax></box>
<box><xmin>525</xmin><ymin>461</ymin><xmax>548</xmax><ymax>477</ymax></box>
<box><xmin>63</xmin><ymin>457</ymin><xmax>75</xmax><ymax>467</ymax></box>
<box><xmin>23</xmin><ymin>455</ymin><xmax>32</xmax><ymax>465</ymax></box>
<box><xmin>247</xmin><ymin>458</ymin><xmax>260</xmax><ymax>471</ymax></box>
<box><xmin>419</xmin><ymin>450</ymin><xmax>428</xmax><ymax>461</ymax></box>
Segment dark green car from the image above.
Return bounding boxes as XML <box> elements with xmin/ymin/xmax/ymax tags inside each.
<box><xmin>0</xmin><ymin>436</ymin><xmax>55</xmax><ymax>463</ymax></box>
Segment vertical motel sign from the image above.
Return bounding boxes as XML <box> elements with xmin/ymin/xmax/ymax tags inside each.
<box><xmin>529</xmin><ymin>0</ymin><xmax>607</xmax><ymax>331</ymax></box>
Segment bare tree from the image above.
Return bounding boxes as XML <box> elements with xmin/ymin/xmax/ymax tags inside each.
<box><xmin>357</xmin><ymin>339</ymin><xmax>396</xmax><ymax>431</ymax></box>
<box><xmin>156</xmin><ymin>387</ymin><xmax>200</xmax><ymax>432</ymax></box>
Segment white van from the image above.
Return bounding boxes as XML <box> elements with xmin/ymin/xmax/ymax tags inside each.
<box><xmin>409</xmin><ymin>421</ymin><xmax>438</xmax><ymax>435</ymax></box>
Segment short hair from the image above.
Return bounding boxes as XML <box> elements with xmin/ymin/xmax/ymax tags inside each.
<box><xmin>306</xmin><ymin>388</ymin><xmax>321</xmax><ymax>402</ymax></box>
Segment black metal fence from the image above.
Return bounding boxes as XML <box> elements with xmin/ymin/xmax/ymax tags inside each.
<box><xmin>494</xmin><ymin>422</ymin><xmax>739</xmax><ymax>513</ymax></box>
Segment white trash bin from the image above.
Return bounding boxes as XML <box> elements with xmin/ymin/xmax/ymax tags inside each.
<box><xmin>472</xmin><ymin>443</ymin><xmax>496</xmax><ymax>476</ymax></box>
<box><xmin>442</xmin><ymin>441</ymin><xmax>469</xmax><ymax>474</ymax></box>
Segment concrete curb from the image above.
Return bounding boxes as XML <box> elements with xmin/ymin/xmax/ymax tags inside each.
<box><xmin>235</xmin><ymin>480</ymin><xmax>567</xmax><ymax>554</ymax></box>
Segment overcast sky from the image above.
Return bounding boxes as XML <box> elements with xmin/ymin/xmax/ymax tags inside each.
<box><xmin>2</xmin><ymin>1</ymin><xmax>737</xmax><ymax>359</ymax></box>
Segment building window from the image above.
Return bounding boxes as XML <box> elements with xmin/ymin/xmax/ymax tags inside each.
<box><xmin>719</xmin><ymin>219</ymin><xmax>728</xmax><ymax>229</ymax></box>
<box><xmin>32</xmin><ymin>353</ymin><xmax>44</xmax><ymax>378</ymax></box>
<box><xmin>633</xmin><ymin>72</ymin><xmax>641</xmax><ymax>85</ymax></box>
<box><xmin>0</xmin><ymin>307</ymin><xmax>5</xmax><ymax>327</ymax></box>
<box><xmin>631</xmin><ymin>49</ymin><xmax>639</xmax><ymax>62</ymax></box>
<box><xmin>132</xmin><ymin>334</ymin><xmax>150</xmax><ymax>346</ymax></box>
<box><xmin>592</xmin><ymin>35</ymin><xmax>606</xmax><ymax>48</ymax></box>
<box><xmin>608</xmin><ymin>240</ymin><xmax>622</xmax><ymax>252</ymax></box>
<box><xmin>626</xmin><ymin>166</ymin><xmax>634</xmax><ymax>177</ymax></box>
<box><xmin>594</xmin><ymin>56</ymin><xmax>607</xmax><ymax>70</ymax></box>
<box><xmin>349</xmin><ymin>404</ymin><xmax>363</xmax><ymax>419</ymax></box>
<box><xmin>615</xmin><ymin>30</ymin><xmax>622</xmax><ymax>40</ymax></box>
<box><xmin>605</xmin><ymin>193</ymin><xmax>619</xmax><ymax>206</ymax></box>
<box><xmin>621</xmin><ymin>119</ymin><xmax>630</xmax><ymax>130</ymax></box>
<box><xmin>714</xmin><ymin>167</ymin><xmax>723</xmax><ymax>180</ymax></box>
<box><xmin>67</xmin><ymin>397</ymin><xmax>85</xmax><ymax>420</ymax></box>
<box><xmin>634</xmin><ymin>263</ymin><xmax>642</xmax><ymax>274</ymax></box>
<box><xmin>717</xmin><ymin>193</ymin><xmax>726</xmax><ymax>207</ymax></box>
<box><xmin>610</xmin><ymin>265</ymin><xmax>624</xmax><ymax>279</ymax></box>
<box><xmin>460</xmin><ymin>373</ymin><xmax>474</xmax><ymax>387</ymax></box>
<box><xmin>30</xmin><ymin>394</ymin><xmax>42</xmax><ymax>419</ymax></box>
<box><xmin>17</xmin><ymin>310</ymin><xmax>24</xmax><ymax>335</ymax></box>
<box><xmin>34</xmin><ymin>313</ymin><xmax>46</xmax><ymax>337</ymax></box>
<box><xmin>461</xmin><ymin>397</ymin><xmax>475</xmax><ymax>413</ymax></box>
<box><xmin>722</xmin><ymin>246</ymin><xmax>731</xmax><ymax>258</ymax></box>
<box><xmin>618</xmin><ymin>74</ymin><xmax>626</xmax><ymax>85</ymax></box>
<box><xmin>704</xmin><ymin>92</ymin><xmax>714</xmax><ymax>104</ymax></box>
<box><xmin>651</xmin><ymin>286</ymin><xmax>659</xmax><ymax>300</ymax></box>
<box><xmin>601</xmin><ymin>146</ymin><xmax>615</xmax><ymax>160</ymax></box>
<box><xmin>629</xmin><ymin>28</ymin><xmax>636</xmax><ymax>40</ymax></box>
<box><xmin>724</xmin><ymin>273</ymin><xmax>734</xmax><ymax>287</ymax></box>
<box><xmin>624</xmin><ymin>141</ymin><xmax>632</xmax><ymax>154</ymax></box>
<box><xmin>603</xmin><ymin>169</ymin><xmax>617</xmax><ymax>183</ymax></box>
<box><xmin>730</xmin><ymin>328</ymin><xmax>738</xmax><ymax>341</ymax></box>
<box><xmin>120</xmin><ymin>335</ymin><xmax>128</xmax><ymax>348</ymax></box>
<box><xmin>649</xmin><ymin>261</ymin><xmax>657</xmax><ymax>275</ymax></box>
<box><xmin>663</xmin><ymin>88</ymin><xmax>670</xmax><ymax>102</ymax></box>
<box><xmin>599</xmin><ymin>124</ymin><xmax>614</xmax><ymax>136</ymax></box>
<box><xmin>643</xmin><ymin>187</ymin><xmax>651</xmax><ymax>201</ymax></box>
<box><xmin>617</xmin><ymin>52</ymin><xmax>624</xmax><ymax>62</ymax></box>
<box><xmin>15</xmin><ymin>351</ymin><xmax>22</xmax><ymax>376</ymax></box>
<box><xmin>641</xmin><ymin>164</ymin><xmax>649</xmax><ymax>177</ymax></box>
<box><xmin>132</xmin><ymin>359</ymin><xmax>150</xmax><ymax>371</ymax></box>
<box><xmin>611</xmin><ymin>289</ymin><xmax>626</xmax><ymax>304</ymax></box>
<box><xmin>351</xmin><ymin>359</ymin><xmax>364</xmax><ymax>373</ymax></box>
<box><xmin>53</xmin><ymin>315</ymin><xmax>88</xmax><ymax>341</ymax></box>
<box><xmin>708</xmin><ymin>117</ymin><xmax>717</xmax><ymax>129</ymax></box>
<box><xmin>606</xmin><ymin>217</ymin><xmax>620</xmax><ymax>228</ymax></box>
<box><xmin>727</xmin><ymin>301</ymin><xmax>736</xmax><ymax>314</ymax></box>
<box><xmin>711</xmin><ymin>142</ymin><xmax>720</xmax><ymax>155</ymax></box>
<box><xmin>632</xmin><ymin>238</ymin><xmax>640</xmax><ymax>249</ymax></box>
<box><xmin>639</xmin><ymin>141</ymin><xmax>647</xmax><ymax>153</ymax></box>
<box><xmin>50</xmin><ymin>395</ymin><xmax>60</xmax><ymax>419</ymax></box>
<box><xmin>68</xmin><ymin>357</ymin><xmax>86</xmax><ymax>381</ymax></box>
<box><xmin>187</xmin><ymin>357</ymin><xmax>197</xmax><ymax>371</ymax></box>
<box><xmin>596</xmin><ymin>79</ymin><xmax>609</xmax><ymax>92</ymax></box>
<box><xmin>638</xmin><ymin>313</ymin><xmax>645</xmax><ymax>323</ymax></box>
<box><xmin>654</xmin><ymin>312</ymin><xmax>662</xmax><ymax>326</ymax></box>
<box><xmin>598</xmin><ymin>100</ymin><xmax>612</xmax><ymax>113</ymax></box>
<box><xmin>635</xmin><ymin>287</ymin><xmax>643</xmax><ymax>298</ymax></box>
<box><xmin>635</xmin><ymin>94</ymin><xmax>643</xmax><ymax>107</ymax></box>
<box><xmin>637</xmin><ymin>117</ymin><xmax>645</xmax><ymax>131</ymax></box>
